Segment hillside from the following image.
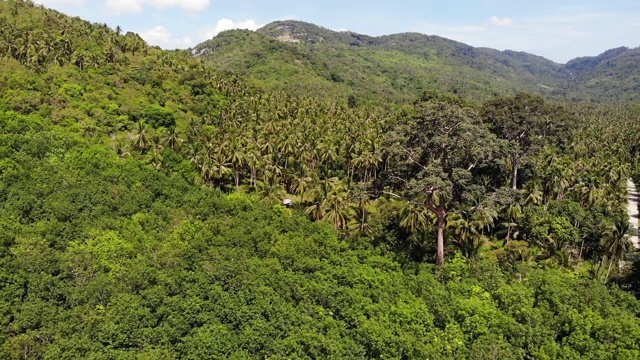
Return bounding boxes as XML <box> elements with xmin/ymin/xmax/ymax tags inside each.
<box><xmin>566</xmin><ymin>47</ymin><xmax>640</xmax><ymax>101</ymax></box>
<box><xmin>4</xmin><ymin>1</ymin><xmax>640</xmax><ymax>358</ymax></box>
<box><xmin>193</xmin><ymin>20</ymin><xmax>640</xmax><ymax>103</ymax></box>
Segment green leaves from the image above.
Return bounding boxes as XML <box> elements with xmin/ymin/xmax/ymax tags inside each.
<box><xmin>2</xmin><ymin>2</ymin><xmax>640</xmax><ymax>358</ymax></box>
<box><xmin>2</xmin><ymin>116</ymin><xmax>640</xmax><ymax>358</ymax></box>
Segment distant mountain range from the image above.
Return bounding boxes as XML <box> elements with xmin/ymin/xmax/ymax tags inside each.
<box><xmin>192</xmin><ymin>20</ymin><xmax>640</xmax><ymax>103</ymax></box>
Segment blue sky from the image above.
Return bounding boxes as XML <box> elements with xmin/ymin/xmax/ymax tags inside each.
<box><xmin>34</xmin><ymin>0</ymin><xmax>640</xmax><ymax>63</ymax></box>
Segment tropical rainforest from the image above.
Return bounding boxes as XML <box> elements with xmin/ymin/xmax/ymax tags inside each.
<box><xmin>2</xmin><ymin>0</ymin><xmax>640</xmax><ymax>359</ymax></box>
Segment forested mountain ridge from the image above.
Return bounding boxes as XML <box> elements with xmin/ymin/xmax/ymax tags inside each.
<box><xmin>566</xmin><ymin>47</ymin><xmax>640</xmax><ymax>101</ymax></box>
<box><xmin>193</xmin><ymin>20</ymin><xmax>640</xmax><ymax>103</ymax></box>
<box><xmin>3</xmin><ymin>1</ymin><xmax>640</xmax><ymax>358</ymax></box>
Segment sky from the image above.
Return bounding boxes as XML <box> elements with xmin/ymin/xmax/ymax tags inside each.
<box><xmin>33</xmin><ymin>0</ymin><xmax>640</xmax><ymax>63</ymax></box>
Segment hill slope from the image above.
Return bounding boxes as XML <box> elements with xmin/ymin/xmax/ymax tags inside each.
<box><xmin>193</xmin><ymin>20</ymin><xmax>639</xmax><ymax>103</ymax></box>
<box><xmin>4</xmin><ymin>2</ymin><xmax>640</xmax><ymax>359</ymax></box>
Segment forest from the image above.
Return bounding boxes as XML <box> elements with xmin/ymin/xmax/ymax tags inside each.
<box><xmin>2</xmin><ymin>0</ymin><xmax>640</xmax><ymax>358</ymax></box>
<box><xmin>193</xmin><ymin>21</ymin><xmax>640</xmax><ymax>103</ymax></box>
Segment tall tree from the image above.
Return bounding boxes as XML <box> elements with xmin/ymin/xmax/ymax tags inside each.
<box><xmin>598</xmin><ymin>219</ymin><xmax>632</xmax><ymax>283</ymax></box>
<box><xmin>481</xmin><ymin>93</ymin><xmax>566</xmax><ymax>190</ymax></box>
<box><xmin>384</xmin><ymin>92</ymin><xmax>502</xmax><ymax>266</ymax></box>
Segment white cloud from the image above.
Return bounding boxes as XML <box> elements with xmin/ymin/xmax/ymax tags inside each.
<box><xmin>105</xmin><ymin>0</ymin><xmax>142</xmax><ymax>13</ymax></box>
<box><xmin>33</xmin><ymin>0</ymin><xmax>86</xmax><ymax>6</ymax></box>
<box><xmin>198</xmin><ymin>19</ymin><xmax>260</xmax><ymax>41</ymax></box>
<box><xmin>140</xmin><ymin>26</ymin><xmax>194</xmax><ymax>48</ymax></box>
<box><xmin>104</xmin><ymin>0</ymin><xmax>210</xmax><ymax>14</ymax></box>
<box><xmin>490</xmin><ymin>16</ymin><xmax>513</xmax><ymax>27</ymax></box>
<box><xmin>140</xmin><ymin>18</ymin><xmax>261</xmax><ymax>50</ymax></box>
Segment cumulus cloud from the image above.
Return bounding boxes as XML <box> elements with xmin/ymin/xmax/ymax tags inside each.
<box><xmin>141</xmin><ymin>26</ymin><xmax>194</xmax><ymax>48</ymax></box>
<box><xmin>105</xmin><ymin>0</ymin><xmax>210</xmax><ymax>14</ymax></box>
<box><xmin>199</xmin><ymin>19</ymin><xmax>260</xmax><ymax>41</ymax></box>
<box><xmin>490</xmin><ymin>16</ymin><xmax>513</xmax><ymax>27</ymax></box>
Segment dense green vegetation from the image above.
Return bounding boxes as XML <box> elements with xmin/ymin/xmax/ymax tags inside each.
<box><xmin>193</xmin><ymin>20</ymin><xmax>640</xmax><ymax>103</ymax></box>
<box><xmin>2</xmin><ymin>0</ymin><xmax>640</xmax><ymax>358</ymax></box>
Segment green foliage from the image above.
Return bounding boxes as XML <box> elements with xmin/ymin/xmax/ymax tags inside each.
<box><xmin>194</xmin><ymin>20</ymin><xmax>640</xmax><ymax>103</ymax></box>
<box><xmin>142</xmin><ymin>104</ymin><xmax>176</xmax><ymax>129</ymax></box>
<box><xmin>522</xmin><ymin>206</ymin><xmax>580</xmax><ymax>256</ymax></box>
<box><xmin>2</xmin><ymin>2</ymin><xmax>640</xmax><ymax>358</ymax></box>
<box><xmin>1</xmin><ymin>102</ymin><xmax>639</xmax><ymax>358</ymax></box>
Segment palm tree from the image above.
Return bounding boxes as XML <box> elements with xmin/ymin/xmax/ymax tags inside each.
<box><xmin>523</xmin><ymin>183</ymin><xmax>543</xmax><ymax>207</ymax></box>
<box><xmin>164</xmin><ymin>127</ymin><xmax>182</xmax><ymax>151</ymax></box>
<box><xmin>185</xmin><ymin>143</ymin><xmax>202</xmax><ymax>168</ymax></box>
<box><xmin>573</xmin><ymin>178</ymin><xmax>602</xmax><ymax>207</ymax></box>
<box><xmin>245</xmin><ymin>151</ymin><xmax>260</xmax><ymax>189</ymax></box>
<box><xmin>104</xmin><ymin>46</ymin><xmax>117</xmax><ymax>64</ymax></box>
<box><xmin>472</xmin><ymin>205</ymin><xmax>498</xmax><ymax>235</ymax></box>
<box><xmin>113</xmin><ymin>139</ymin><xmax>131</xmax><ymax>159</ymax></box>
<box><xmin>598</xmin><ymin>220</ymin><xmax>633</xmax><ymax>283</ymax></box>
<box><xmin>323</xmin><ymin>180</ymin><xmax>350</xmax><ymax>230</ymax></box>
<box><xmin>228</xmin><ymin>141</ymin><xmax>246</xmax><ymax>192</ymax></box>
<box><xmin>209</xmin><ymin>153</ymin><xmax>232</xmax><ymax>189</ymax></box>
<box><xmin>399</xmin><ymin>203</ymin><xmax>430</xmax><ymax>235</ymax></box>
<box><xmin>350</xmin><ymin>184</ymin><xmax>374</xmax><ymax>234</ymax></box>
<box><xmin>150</xmin><ymin>134</ymin><xmax>163</xmax><ymax>157</ymax></box>
<box><xmin>502</xmin><ymin>203</ymin><xmax>523</xmax><ymax>243</ymax></box>
<box><xmin>305</xmin><ymin>178</ymin><xmax>336</xmax><ymax>222</ymax></box>
<box><xmin>72</xmin><ymin>51</ymin><xmax>86</xmax><ymax>70</ymax></box>
<box><xmin>292</xmin><ymin>172</ymin><xmax>313</xmax><ymax>205</ymax></box>
<box><xmin>305</xmin><ymin>199</ymin><xmax>325</xmax><ymax>222</ymax></box>
<box><xmin>257</xmin><ymin>174</ymin><xmax>285</xmax><ymax>203</ymax></box>
<box><xmin>132</xmin><ymin>122</ymin><xmax>149</xmax><ymax>152</ymax></box>
<box><xmin>447</xmin><ymin>212</ymin><xmax>486</xmax><ymax>259</ymax></box>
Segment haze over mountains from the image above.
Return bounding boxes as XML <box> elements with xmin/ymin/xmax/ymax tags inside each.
<box><xmin>193</xmin><ymin>20</ymin><xmax>640</xmax><ymax>103</ymax></box>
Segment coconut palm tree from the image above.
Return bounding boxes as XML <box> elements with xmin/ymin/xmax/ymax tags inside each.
<box><xmin>164</xmin><ymin>127</ymin><xmax>182</xmax><ymax>151</ymax></box>
<box><xmin>399</xmin><ymin>203</ymin><xmax>430</xmax><ymax>236</ymax></box>
<box><xmin>502</xmin><ymin>203</ymin><xmax>523</xmax><ymax>243</ymax></box>
<box><xmin>323</xmin><ymin>180</ymin><xmax>351</xmax><ymax>230</ymax></box>
<box><xmin>447</xmin><ymin>212</ymin><xmax>486</xmax><ymax>259</ymax></box>
<box><xmin>228</xmin><ymin>140</ymin><xmax>246</xmax><ymax>192</ymax></box>
<box><xmin>292</xmin><ymin>172</ymin><xmax>313</xmax><ymax>205</ymax></box>
<box><xmin>257</xmin><ymin>174</ymin><xmax>285</xmax><ymax>203</ymax></box>
<box><xmin>598</xmin><ymin>220</ymin><xmax>633</xmax><ymax>283</ymax></box>
<box><xmin>132</xmin><ymin>122</ymin><xmax>149</xmax><ymax>152</ymax></box>
<box><xmin>523</xmin><ymin>183</ymin><xmax>543</xmax><ymax>207</ymax></box>
<box><xmin>350</xmin><ymin>184</ymin><xmax>374</xmax><ymax>234</ymax></box>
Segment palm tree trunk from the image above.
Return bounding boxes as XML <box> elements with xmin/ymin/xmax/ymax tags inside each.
<box><xmin>605</xmin><ymin>258</ymin><xmax>614</xmax><ymax>283</ymax></box>
<box><xmin>250</xmin><ymin>167</ymin><xmax>256</xmax><ymax>188</ymax></box>
<box><xmin>596</xmin><ymin>255</ymin><xmax>606</xmax><ymax>280</ymax></box>
<box><xmin>436</xmin><ymin>210</ymin><xmax>446</xmax><ymax>267</ymax></box>
<box><xmin>579</xmin><ymin>239</ymin><xmax>585</xmax><ymax>261</ymax></box>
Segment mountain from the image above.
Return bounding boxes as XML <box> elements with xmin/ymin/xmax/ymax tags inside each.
<box><xmin>193</xmin><ymin>20</ymin><xmax>640</xmax><ymax>103</ymax></box>
<box><xmin>566</xmin><ymin>47</ymin><xmax>640</xmax><ymax>101</ymax></box>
